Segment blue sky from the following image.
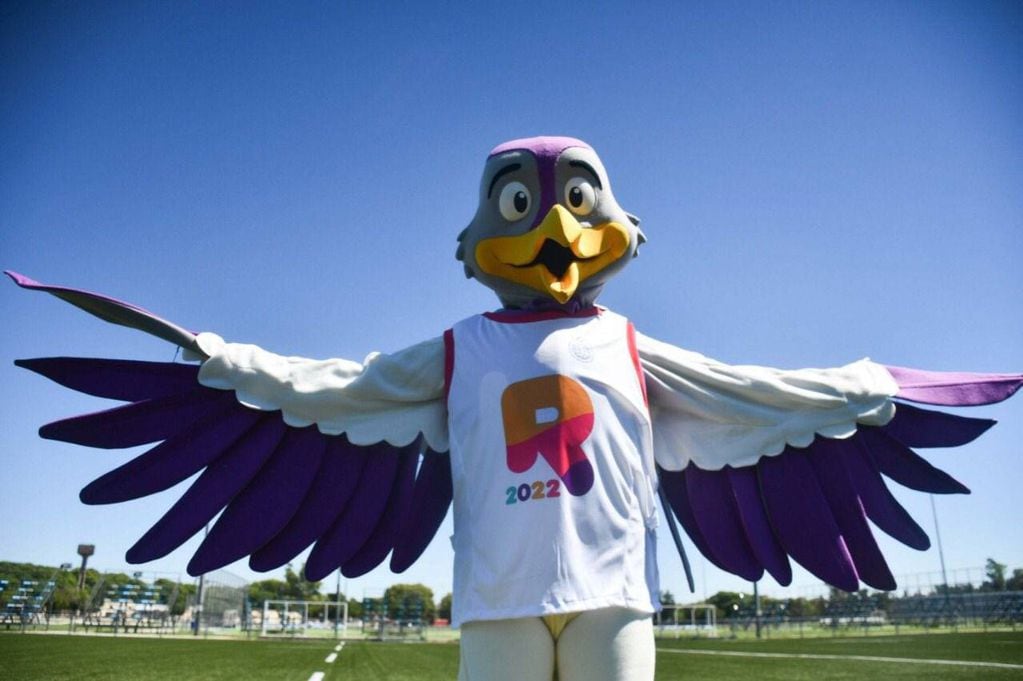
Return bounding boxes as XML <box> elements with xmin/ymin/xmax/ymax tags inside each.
<box><xmin>2</xmin><ymin>1</ymin><xmax>1020</xmax><ymax>603</ymax></box>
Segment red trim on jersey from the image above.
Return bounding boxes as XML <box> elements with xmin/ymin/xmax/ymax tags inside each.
<box><xmin>483</xmin><ymin>307</ymin><xmax>603</xmax><ymax>324</ymax></box>
<box><xmin>443</xmin><ymin>328</ymin><xmax>455</xmax><ymax>402</ymax></box>
<box><xmin>626</xmin><ymin>322</ymin><xmax>648</xmax><ymax>407</ymax></box>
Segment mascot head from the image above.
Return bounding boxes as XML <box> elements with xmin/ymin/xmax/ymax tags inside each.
<box><xmin>457</xmin><ymin>136</ymin><xmax>644</xmax><ymax>310</ymax></box>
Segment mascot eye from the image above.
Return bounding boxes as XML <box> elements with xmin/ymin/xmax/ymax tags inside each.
<box><xmin>564</xmin><ymin>177</ymin><xmax>596</xmax><ymax>216</ymax></box>
<box><xmin>498</xmin><ymin>182</ymin><xmax>532</xmax><ymax>221</ymax></box>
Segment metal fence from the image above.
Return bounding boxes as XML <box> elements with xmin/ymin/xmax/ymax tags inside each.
<box><xmin>192</xmin><ymin>569</ymin><xmax>249</xmax><ymax>635</ymax></box>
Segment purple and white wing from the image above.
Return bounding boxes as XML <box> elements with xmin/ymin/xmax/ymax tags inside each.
<box><xmin>638</xmin><ymin>332</ymin><xmax>1022</xmax><ymax>591</ymax></box>
<box><xmin>8</xmin><ymin>271</ymin><xmax>452</xmax><ymax>580</ymax></box>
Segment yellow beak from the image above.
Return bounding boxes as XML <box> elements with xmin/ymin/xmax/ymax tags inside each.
<box><xmin>475</xmin><ymin>205</ymin><xmax>630</xmax><ymax>304</ymax></box>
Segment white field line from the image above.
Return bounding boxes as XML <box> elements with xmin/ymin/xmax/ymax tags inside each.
<box><xmin>309</xmin><ymin>642</ymin><xmax>344</xmax><ymax>680</ymax></box>
<box><xmin>658</xmin><ymin>648</ymin><xmax>1023</xmax><ymax>670</ymax></box>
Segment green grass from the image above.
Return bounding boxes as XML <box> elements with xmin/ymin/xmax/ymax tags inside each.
<box><xmin>0</xmin><ymin>634</ymin><xmax>347</xmax><ymax>681</ymax></box>
<box><xmin>2</xmin><ymin>630</ymin><xmax>1021</xmax><ymax>680</ymax></box>
<box><xmin>655</xmin><ymin>632</ymin><xmax>1023</xmax><ymax>679</ymax></box>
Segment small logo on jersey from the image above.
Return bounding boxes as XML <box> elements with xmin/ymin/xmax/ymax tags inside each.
<box><xmin>501</xmin><ymin>375</ymin><xmax>595</xmax><ymax>496</ymax></box>
<box><xmin>568</xmin><ymin>336</ymin><xmax>593</xmax><ymax>362</ymax></box>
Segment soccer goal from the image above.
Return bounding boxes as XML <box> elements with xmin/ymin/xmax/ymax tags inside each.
<box><xmin>656</xmin><ymin>603</ymin><xmax>717</xmax><ymax>638</ymax></box>
<box><xmin>258</xmin><ymin>599</ymin><xmax>348</xmax><ymax>638</ymax></box>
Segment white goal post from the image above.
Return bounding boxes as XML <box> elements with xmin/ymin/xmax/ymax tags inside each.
<box><xmin>260</xmin><ymin>599</ymin><xmax>349</xmax><ymax>637</ymax></box>
<box><xmin>656</xmin><ymin>603</ymin><xmax>717</xmax><ymax>635</ymax></box>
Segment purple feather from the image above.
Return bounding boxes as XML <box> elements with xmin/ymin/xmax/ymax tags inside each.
<box><xmin>684</xmin><ymin>467</ymin><xmax>763</xmax><ymax>581</ymax></box>
<box><xmin>657</xmin><ymin>466</ymin><xmax>732</xmax><ymax>574</ymax></box>
<box><xmin>187</xmin><ymin>426</ymin><xmax>328</xmax><ymax>575</ymax></box>
<box><xmin>127</xmin><ymin>417</ymin><xmax>288</xmax><ymax>566</ymax></box>
<box><xmin>860</xmin><ymin>427</ymin><xmax>970</xmax><ymax>494</ymax></box>
<box><xmin>843</xmin><ymin>438</ymin><xmax>930</xmax><ymax>550</ymax></box>
<box><xmin>807</xmin><ymin>439</ymin><xmax>896</xmax><ymax>590</ymax></box>
<box><xmin>885</xmin><ymin>365</ymin><xmax>1023</xmax><ymax>406</ymax></box>
<box><xmin>882</xmin><ymin>402</ymin><xmax>994</xmax><ymax>449</ymax></box>
<box><xmin>249</xmin><ymin>438</ymin><xmax>369</xmax><ymax>572</ymax></box>
<box><xmin>759</xmin><ymin>450</ymin><xmax>859</xmax><ymax>592</ymax></box>
<box><xmin>391</xmin><ymin>448</ymin><xmax>453</xmax><ymax>573</ymax></box>
<box><xmin>5</xmin><ymin>270</ymin><xmax>200</xmax><ymax>352</ymax></box>
<box><xmin>726</xmin><ymin>467</ymin><xmax>792</xmax><ymax>586</ymax></box>
<box><xmin>40</xmin><ymin>388</ymin><xmax>229</xmax><ymax>449</ymax></box>
<box><xmin>80</xmin><ymin>401</ymin><xmax>264</xmax><ymax>504</ymax></box>
<box><xmin>304</xmin><ymin>443</ymin><xmax>406</xmax><ymax>581</ymax></box>
<box><xmin>15</xmin><ymin>357</ymin><xmax>200</xmax><ymax>402</ymax></box>
<box><xmin>342</xmin><ymin>446</ymin><xmax>420</xmax><ymax>578</ymax></box>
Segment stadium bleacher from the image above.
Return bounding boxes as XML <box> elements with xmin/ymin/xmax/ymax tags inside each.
<box><xmin>888</xmin><ymin>591</ymin><xmax>1023</xmax><ymax>627</ymax></box>
<box><xmin>74</xmin><ymin>576</ymin><xmax>182</xmax><ymax>632</ymax></box>
<box><xmin>0</xmin><ymin>575</ymin><xmax>60</xmax><ymax>628</ymax></box>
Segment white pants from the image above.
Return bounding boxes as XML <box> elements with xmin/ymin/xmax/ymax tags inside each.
<box><xmin>457</xmin><ymin>607</ymin><xmax>655</xmax><ymax>681</ymax></box>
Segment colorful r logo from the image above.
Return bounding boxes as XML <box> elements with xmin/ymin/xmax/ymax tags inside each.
<box><xmin>501</xmin><ymin>375</ymin><xmax>595</xmax><ymax>496</ymax></box>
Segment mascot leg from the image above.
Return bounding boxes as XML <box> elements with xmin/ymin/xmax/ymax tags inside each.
<box><xmin>458</xmin><ymin>616</ymin><xmax>555</xmax><ymax>681</ymax></box>
<box><xmin>556</xmin><ymin>607</ymin><xmax>655</xmax><ymax>681</ymax></box>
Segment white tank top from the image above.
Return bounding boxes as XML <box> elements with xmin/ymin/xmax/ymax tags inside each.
<box><xmin>445</xmin><ymin>308</ymin><xmax>660</xmax><ymax>626</ymax></box>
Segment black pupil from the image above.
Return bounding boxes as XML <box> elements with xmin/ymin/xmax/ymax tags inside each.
<box><xmin>514</xmin><ymin>191</ymin><xmax>528</xmax><ymax>213</ymax></box>
<box><xmin>569</xmin><ymin>186</ymin><xmax>583</xmax><ymax>207</ymax></box>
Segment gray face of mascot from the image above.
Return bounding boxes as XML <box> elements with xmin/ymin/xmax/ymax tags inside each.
<box><xmin>457</xmin><ymin>136</ymin><xmax>645</xmax><ymax>310</ymax></box>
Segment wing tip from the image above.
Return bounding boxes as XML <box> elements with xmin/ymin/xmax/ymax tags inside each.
<box><xmin>768</xmin><ymin>563</ymin><xmax>794</xmax><ymax>587</ymax></box>
<box><xmin>125</xmin><ymin>544</ymin><xmax>153</xmax><ymax>566</ymax></box>
<box><xmin>947</xmin><ymin>479</ymin><xmax>971</xmax><ymax>495</ymax></box>
<box><xmin>303</xmin><ymin>558</ymin><xmax>338</xmax><ymax>583</ymax></box>
<box><xmin>834</xmin><ymin>574</ymin><xmax>861</xmax><ymax>594</ymax></box>
<box><xmin>38</xmin><ymin>421</ymin><xmax>72</xmax><ymax>443</ymax></box>
<box><xmin>886</xmin><ymin>364</ymin><xmax>1023</xmax><ymax>406</ymax></box>
<box><xmin>248</xmin><ymin>553</ymin><xmax>286</xmax><ymax>573</ymax></box>
<box><xmin>79</xmin><ymin>485</ymin><xmax>103</xmax><ymax>505</ymax></box>
<box><xmin>12</xmin><ymin>357</ymin><xmax>61</xmax><ymax>380</ymax></box>
<box><xmin>341</xmin><ymin>555</ymin><xmax>388</xmax><ymax>579</ymax></box>
<box><xmin>5</xmin><ymin>270</ymin><xmax>35</xmax><ymax>288</ymax></box>
<box><xmin>187</xmin><ymin>552</ymin><xmax>224</xmax><ymax>578</ymax></box>
<box><xmin>865</xmin><ymin>573</ymin><xmax>898</xmax><ymax>592</ymax></box>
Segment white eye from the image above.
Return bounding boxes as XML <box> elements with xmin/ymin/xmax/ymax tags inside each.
<box><xmin>498</xmin><ymin>182</ymin><xmax>532</xmax><ymax>221</ymax></box>
<box><xmin>564</xmin><ymin>177</ymin><xmax>596</xmax><ymax>216</ymax></box>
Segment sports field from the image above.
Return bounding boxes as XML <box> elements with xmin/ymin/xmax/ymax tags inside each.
<box><xmin>2</xmin><ymin>630</ymin><xmax>1022</xmax><ymax>680</ymax></box>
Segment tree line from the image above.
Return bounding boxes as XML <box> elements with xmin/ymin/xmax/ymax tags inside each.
<box><xmin>0</xmin><ymin>561</ymin><xmax>453</xmax><ymax>624</ymax></box>
<box><xmin>9</xmin><ymin>557</ymin><xmax>1016</xmax><ymax>624</ymax></box>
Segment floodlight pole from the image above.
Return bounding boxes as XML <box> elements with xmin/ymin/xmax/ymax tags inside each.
<box><xmin>193</xmin><ymin>524</ymin><xmax>209</xmax><ymax>636</ymax></box>
<box><xmin>753</xmin><ymin>580</ymin><xmax>762</xmax><ymax>639</ymax></box>
<box><xmin>929</xmin><ymin>495</ymin><xmax>949</xmax><ymax>589</ymax></box>
<box><xmin>335</xmin><ymin>569</ymin><xmax>342</xmax><ymax>638</ymax></box>
<box><xmin>76</xmin><ymin>544</ymin><xmax>94</xmax><ymax>590</ymax></box>
<box><xmin>930</xmin><ymin>494</ymin><xmax>952</xmax><ymax>618</ymax></box>
<box><xmin>193</xmin><ymin>572</ymin><xmax>204</xmax><ymax>636</ymax></box>
<box><xmin>74</xmin><ymin>544</ymin><xmax>94</xmax><ymax>630</ymax></box>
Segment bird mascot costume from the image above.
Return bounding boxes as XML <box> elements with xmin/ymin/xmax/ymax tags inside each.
<box><xmin>9</xmin><ymin>136</ymin><xmax>1021</xmax><ymax>681</ymax></box>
